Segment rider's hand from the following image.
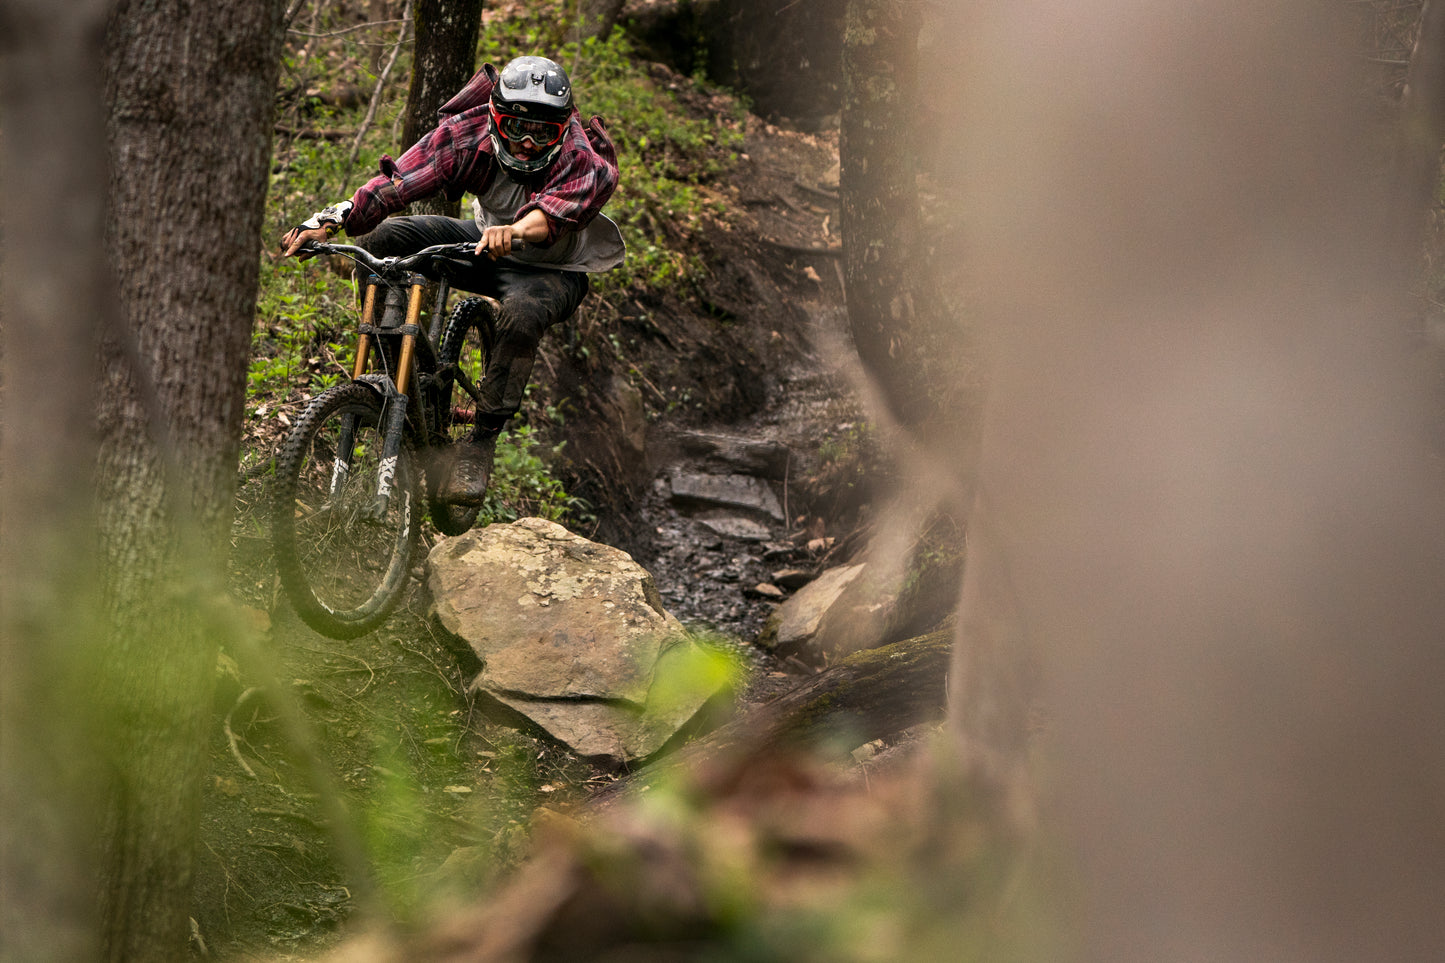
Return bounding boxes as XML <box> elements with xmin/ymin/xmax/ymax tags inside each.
<box><xmin>474</xmin><ymin>225</ymin><xmax>518</xmax><ymax>261</ymax></box>
<box><xmin>281</xmin><ymin>226</ymin><xmax>331</xmax><ymax>260</ymax></box>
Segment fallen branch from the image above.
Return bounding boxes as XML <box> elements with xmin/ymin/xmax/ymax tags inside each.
<box><xmin>766</xmin><ymin>238</ymin><xmax>843</xmax><ymax>257</ymax></box>
<box><xmin>793</xmin><ymin>177</ymin><xmax>839</xmax><ymax>202</ymax></box>
<box><xmin>347</xmin><ymin>0</ymin><xmax>411</xmax><ymax>166</ymax></box>
<box><xmin>275</xmin><ymin>124</ymin><xmax>353</xmax><ymax>141</ymax></box>
<box><xmin>225</xmin><ymin>686</ymin><xmax>264</xmax><ymax>781</ymax></box>
<box><xmin>288</xmin><ymin>17</ymin><xmax>410</xmax><ymax>39</ymax></box>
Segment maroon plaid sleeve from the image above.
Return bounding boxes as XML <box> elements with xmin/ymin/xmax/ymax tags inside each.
<box><xmin>340</xmin><ymin>104</ymin><xmax>619</xmax><ymax>244</ymax></box>
<box><xmin>342</xmin><ymin>123</ymin><xmax>462</xmax><ymax>236</ymax></box>
<box><xmin>514</xmin><ymin>118</ymin><xmax>620</xmax><ymax>244</ymax></box>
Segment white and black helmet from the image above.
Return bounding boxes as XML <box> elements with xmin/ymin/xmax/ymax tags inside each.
<box><xmin>490</xmin><ymin>56</ymin><xmax>574</xmax><ymax>174</ymax></box>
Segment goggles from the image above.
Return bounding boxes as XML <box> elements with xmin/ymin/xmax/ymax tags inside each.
<box><xmin>490</xmin><ymin>106</ymin><xmax>566</xmax><ymax>147</ymax></box>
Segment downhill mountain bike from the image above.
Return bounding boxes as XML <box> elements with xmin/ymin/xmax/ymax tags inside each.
<box><xmin>272</xmin><ymin>241</ymin><xmax>500</xmax><ymax>638</ymax></box>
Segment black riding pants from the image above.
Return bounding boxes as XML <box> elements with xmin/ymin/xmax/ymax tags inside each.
<box><xmin>353</xmin><ymin>215</ymin><xmax>589</xmax><ymax>434</ymax></box>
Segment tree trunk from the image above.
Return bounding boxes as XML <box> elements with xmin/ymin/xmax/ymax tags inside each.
<box><xmin>939</xmin><ymin>2</ymin><xmax>1445</xmax><ymax>957</ymax></box>
<box><xmin>0</xmin><ymin>2</ymin><xmax>114</xmax><ymax>959</ymax></box>
<box><xmin>97</xmin><ymin>0</ymin><xmax>286</xmax><ymax>958</ymax></box>
<box><xmin>840</xmin><ymin>0</ymin><xmax>930</xmax><ymax>427</ymax></box>
<box><xmin>575</xmin><ymin>0</ymin><xmax>626</xmax><ymax>42</ymax></box>
<box><xmin>402</xmin><ymin>0</ymin><xmax>483</xmax><ymax>218</ymax></box>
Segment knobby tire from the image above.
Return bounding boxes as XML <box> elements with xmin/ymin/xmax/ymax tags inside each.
<box><xmin>272</xmin><ymin>381</ymin><xmax>420</xmax><ymax>638</ymax></box>
<box><xmin>430</xmin><ymin>296</ymin><xmax>496</xmax><ymax>536</ymax></box>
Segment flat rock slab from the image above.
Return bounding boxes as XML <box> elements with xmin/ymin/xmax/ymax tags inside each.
<box><xmin>696</xmin><ymin>515</ymin><xmax>773</xmax><ymax>541</ymax></box>
<box><xmin>474</xmin><ymin>636</ymin><xmax>725</xmax><ymax>764</ymax></box>
<box><xmin>757</xmin><ymin>562</ymin><xmax>866</xmax><ymax>656</ymax></box>
<box><xmin>668</xmin><ymin>471</ymin><xmax>785</xmax><ymax>521</ymax></box>
<box><xmin>428</xmin><ymin>518</ymin><xmax>729</xmax><ymax>767</ymax></box>
<box><xmin>670</xmin><ymin>429</ymin><xmax>794</xmax><ymax>480</ymax></box>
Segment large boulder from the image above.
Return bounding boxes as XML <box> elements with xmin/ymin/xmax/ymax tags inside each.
<box><xmin>427</xmin><ymin>518</ymin><xmax>730</xmax><ymax>768</ymax></box>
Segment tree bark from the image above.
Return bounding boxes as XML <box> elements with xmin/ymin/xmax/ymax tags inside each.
<box><xmin>402</xmin><ymin>0</ymin><xmax>483</xmax><ymax>217</ymax></box>
<box><xmin>1400</xmin><ymin>1</ymin><xmax>1445</xmax><ymax>235</ymax></box>
<box><xmin>0</xmin><ymin>2</ymin><xmax>113</xmax><ymax>959</ymax></box>
<box><xmin>840</xmin><ymin>0</ymin><xmax>930</xmax><ymax>427</ymax></box>
<box><xmin>97</xmin><ymin>0</ymin><xmax>286</xmax><ymax>958</ymax></box>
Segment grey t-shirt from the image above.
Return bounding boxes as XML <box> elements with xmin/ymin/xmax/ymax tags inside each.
<box><xmin>470</xmin><ymin>172</ymin><xmax>625</xmax><ymax>273</ymax></box>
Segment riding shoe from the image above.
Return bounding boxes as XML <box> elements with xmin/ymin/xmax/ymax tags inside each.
<box><xmin>440</xmin><ymin>432</ymin><xmax>497</xmax><ymax>507</ymax></box>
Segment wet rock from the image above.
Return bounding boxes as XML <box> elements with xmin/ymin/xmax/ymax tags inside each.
<box><xmin>668</xmin><ymin>471</ymin><xmax>785</xmax><ymax>521</ymax></box>
<box><xmin>427</xmin><ymin>518</ymin><xmax>730</xmax><ymax>767</ymax></box>
<box><xmin>771</xmin><ymin>568</ymin><xmax>814</xmax><ymax>590</ymax></box>
<box><xmin>669</xmin><ymin>429</ymin><xmax>794</xmax><ymax>480</ymax></box>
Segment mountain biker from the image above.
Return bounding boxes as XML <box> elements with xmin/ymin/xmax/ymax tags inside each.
<box><xmin>281</xmin><ymin>55</ymin><xmax>624</xmax><ymax>507</ymax></box>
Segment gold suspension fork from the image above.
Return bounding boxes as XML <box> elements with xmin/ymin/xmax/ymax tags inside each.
<box><xmin>393</xmin><ymin>281</ymin><xmax>426</xmax><ymax>397</ymax></box>
<box><xmin>352</xmin><ymin>283</ymin><xmax>378</xmax><ymax>379</ymax></box>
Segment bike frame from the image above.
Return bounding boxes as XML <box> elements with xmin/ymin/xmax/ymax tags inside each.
<box><xmin>307</xmin><ymin>241</ymin><xmax>485</xmax><ymax>515</ymax></box>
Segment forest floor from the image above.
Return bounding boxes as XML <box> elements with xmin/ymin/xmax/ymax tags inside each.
<box><xmin>201</xmin><ymin>67</ymin><xmax>884</xmax><ymax>961</ymax></box>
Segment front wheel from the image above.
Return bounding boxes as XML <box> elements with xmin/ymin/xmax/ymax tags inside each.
<box><xmin>272</xmin><ymin>382</ymin><xmax>420</xmax><ymax>638</ymax></box>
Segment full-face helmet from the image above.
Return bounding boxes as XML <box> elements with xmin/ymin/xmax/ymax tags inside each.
<box><xmin>490</xmin><ymin>56</ymin><xmax>573</xmax><ymax>174</ymax></box>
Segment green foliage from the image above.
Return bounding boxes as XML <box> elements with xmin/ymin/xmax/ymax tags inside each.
<box><xmin>479</xmin><ymin>426</ymin><xmax>593</xmax><ymax>528</ymax></box>
<box><xmin>646</xmin><ymin>633</ymin><xmax>748</xmax><ymax>719</ymax></box>
<box><xmin>248</xmin><ymin>266</ymin><xmax>357</xmax><ymax>401</ymax></box>
<box><xmin>815</xmin><ymin>420</ymin><xmax>879</xmax><ymax>492</ymax></box>
<box><xmin>803</xmin><ymin>418</ymin><xmax>892</xmax><ymax>525</ymax></box>
<box><xmin>258</xmin><ymin>8</ymin><xmax>418</xmax><ymax>410</ymax></box>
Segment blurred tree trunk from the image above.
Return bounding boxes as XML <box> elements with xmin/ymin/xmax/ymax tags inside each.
<box><xmin>0</xmin><ymin>1</ymin><xmax>113</xmax><ymax>960</ymax></box>
<box><xmin>98</xmin><ymin>0</ymin><xmax>286</xmax><ymax>958</ymax></box>
<box><xmin>1400</xmin><ymin>1</ymin><xmax>1445</xmax><ymax>231</ymax></box>
<box><xmin>403</xmin><ymin>0</ymin><xmax>483</xmax><ymax>217</ymax></box>
<box><xmin>840</xmin><ymin>0</ymin><xmax>930</xmax><ymax>427</ymax></box>
<box><xmin>576</xmin><ymin>0</ymin><xmax>626</xmax><ymax>41</ymax></box>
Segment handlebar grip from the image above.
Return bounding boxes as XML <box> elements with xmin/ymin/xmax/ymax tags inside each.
<box><xmin>449</xmin><ymin>239</ymin><xmax>529</xmax><ymax>254</ymax></box>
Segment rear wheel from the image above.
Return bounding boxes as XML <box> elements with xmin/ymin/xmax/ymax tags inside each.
<box><xmin>430</xmin><ymin>296</ymin><xmax>496</xmax><ymax>535</ymax></box>
<box><xmin>272</xmin><ymin>382</ymin><xmax>420</xmax><ymax>638</ymax></box>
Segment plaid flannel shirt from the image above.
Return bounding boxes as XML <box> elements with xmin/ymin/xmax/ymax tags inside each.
<box><xmin>342</xmin><ymin>65</ymin><xmax>619</xmax><ymax>245</ymax></box>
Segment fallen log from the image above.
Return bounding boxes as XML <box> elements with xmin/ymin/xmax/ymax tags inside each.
<box><xmin>592</xmin><ymin>628</ymin><xmax>952</xmax><ymax>807</ymax></box>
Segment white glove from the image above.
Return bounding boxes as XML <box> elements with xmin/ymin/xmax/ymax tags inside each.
<box><xmin>298</xmin><ymin>200</ymin><xmax>354</xmax><ymax>235</ymax></box>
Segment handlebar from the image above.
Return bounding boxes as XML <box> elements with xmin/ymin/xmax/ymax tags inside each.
<box><xmin>296</xmin><ymin>239</ymin><xmax>528</xmax><ymax>279</ymax></box>
<box><xmin>297</xmin><ymin>240</ymin><xmax>479</xmax><ymax>275</ymax></box>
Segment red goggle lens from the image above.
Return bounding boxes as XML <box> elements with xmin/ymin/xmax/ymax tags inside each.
<box><xmin>492</xmin><ymin>108</ymin><xmax>565</xmax><ymax>147</ymax></box>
